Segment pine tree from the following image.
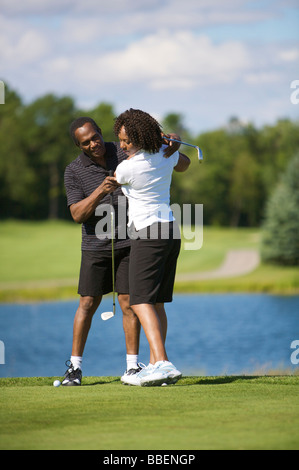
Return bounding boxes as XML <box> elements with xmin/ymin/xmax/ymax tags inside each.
<box><xmin>261</xmin><ymin>154</ymin><xmax>299</xmax><ymax>265</ymax></box>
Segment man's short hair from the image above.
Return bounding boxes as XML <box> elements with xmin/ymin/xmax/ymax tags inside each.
<box><xmin>69</xmin><ymin>117</ymin><xmax>102</xmax><ymax>145</ymax></box>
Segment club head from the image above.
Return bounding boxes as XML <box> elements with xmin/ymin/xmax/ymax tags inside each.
<box><xmin>196</xmin><ymin>147</ymin><xmax>203</xmax><ymax>162</ymax></box>
<box><xmin>101</xmin><ymin>311</ymin><xmax>115</xmax><ymax>321</ymax></box>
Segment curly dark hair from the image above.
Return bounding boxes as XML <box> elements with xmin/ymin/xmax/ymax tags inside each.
<box><xmin>114</xmin><ymin>108</ymin><xmax>163</xmax><ymax>154</ymax></box>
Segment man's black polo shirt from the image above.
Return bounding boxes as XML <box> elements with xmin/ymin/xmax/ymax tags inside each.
<box><xmin>64</xmin><ymin>142</ymin><xmax>130</xmax><ymax>251</ymax></box>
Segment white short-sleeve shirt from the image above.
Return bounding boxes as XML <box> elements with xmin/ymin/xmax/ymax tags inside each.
<box><xmin>115</xmin><ymin>146</ymin><xmax>179</xmax><ymax>230</ymax></box>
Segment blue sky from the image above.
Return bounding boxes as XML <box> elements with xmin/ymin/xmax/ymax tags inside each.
<box><xmin>1</xmin><ymin>0</ymin><xmax>298</xmax><ymax>135</ymax></box>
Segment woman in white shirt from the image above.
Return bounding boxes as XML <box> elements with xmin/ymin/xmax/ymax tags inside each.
<box><xmin>114</xmin><ymin>108</ymin><xmax>190</xmax><ymax>386</ymax></box>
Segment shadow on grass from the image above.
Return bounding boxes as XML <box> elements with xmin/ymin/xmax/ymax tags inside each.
<box><xmin>84</xmin><ymin>377</ymin><xmax>120</xmax><ymax>386</ymax></box>
<box><xmin>178</xmin><ymin>375</ymin><xmax>262</xmax><ymax>386</ymax></box>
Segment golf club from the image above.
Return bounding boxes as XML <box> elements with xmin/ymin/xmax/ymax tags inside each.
<box><xmin>101</xmin><ymin>171</ymin><xmax>116</xmax><ymax>321</ymax></box>
<box><xmin>163</xmin><ymin>136</ymin><xmax>203</xmax><ymax>162</ymax></box>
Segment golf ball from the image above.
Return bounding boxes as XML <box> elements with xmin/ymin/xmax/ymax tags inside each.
<box><xmin>53</xmin><ymin>380</ymin><xmax>61</xmax><ymax>387</ymax></box>
<box><xmin>161</xmin><ymin>383</ymin><xmax>168</xmax><ymax>386</ymax></box>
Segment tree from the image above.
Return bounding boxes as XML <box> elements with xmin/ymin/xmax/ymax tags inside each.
<box><xmin>21</xmin><ymin>94</ymin><xmax>77</xmax><ymax>219</ymax></box>
<box><xmin>0</xmin><ymin>86</ymin><xmax>34</xmax><ymax>218</ymax></box>
<box><xmin>84</xmin><ymin>102</ymin><xmax>116</xmax><ymax>142</ymax></box>
<box><xmin>261</xmin><ymin>154</ymin><xmax>299</xmax><ymax>265</ymax></box>
<box><xmin>162</xmin><ymin>113</ymin><xmax>190</xmax><ymax>141</ymax></box>
<box><xmin>228</xmin><ymin>152</ymin><xmax>261</xmax><ymax>226</ymax></box>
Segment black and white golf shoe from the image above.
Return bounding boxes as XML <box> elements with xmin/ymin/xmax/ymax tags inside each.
<box><xmin>62</xmin><ymin>360</ymin><xmax>82</xmax><ymax>386</ymax></box>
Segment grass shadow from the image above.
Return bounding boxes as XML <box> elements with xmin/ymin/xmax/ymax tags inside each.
<box><xmin>83</xmin><ymin>377</ymin><xmax>120</xmax><ymax>386</ymax></box>
<box><xmin>177</xmin><ymin>375</ymin><xmax>262</xmax><ymax>386</ymax></box>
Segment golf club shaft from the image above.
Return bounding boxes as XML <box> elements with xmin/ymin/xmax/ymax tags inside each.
<box><xmin>109</xmin><ymin>171</ymin><xmax>116</xmax><ymax>315</ymax></box>
<box><xmin>163</xmin><ymin>136</ymin><xmax>203</xmax><ymax>162</ymax></box>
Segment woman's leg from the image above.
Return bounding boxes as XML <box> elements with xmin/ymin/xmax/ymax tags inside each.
<box><xmin>131</xmin><ymin>303</ymin><xmax>168</xmax><ymax>364</ymax></box>
<box><xmin>147</xmin><ymin>303</ymin><xmax>167</xmax><ymax>364</ymax></box>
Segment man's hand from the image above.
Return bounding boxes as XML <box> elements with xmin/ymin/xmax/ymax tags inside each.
<box><xmin>102</xmin><ymin>176</ymin><xmax>119</xmax><ymax>194</ymax></box>
<box><xmin>70</xmin><ymin>176</ymin><xmax>119</xmax><ymax>224</ymax></box>
<box><xmin>162</xmin><ymin>133</ymin><xmax>181</xmax><ymax>158</ymax></box>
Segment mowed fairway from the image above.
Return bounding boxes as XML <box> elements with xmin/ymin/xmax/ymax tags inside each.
<box><xmin>0</xmin><ymin>221</ymin><xmax>299</xmax><ymax>301</ymax></box>
<box><xmin>1</xmin><ymin>376</ymin><xmax>299</xmax><ymax>450</ymax></box>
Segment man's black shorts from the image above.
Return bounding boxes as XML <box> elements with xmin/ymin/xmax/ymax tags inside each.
<box><xmin>78</xmin><ymin>247</ymin><xmax>130</xmax><ymax>297</ymax></box>
<box><xmin>129</xmin><ymin>222</ymin><xmax>181</xmax><ymax>306</ymax></box>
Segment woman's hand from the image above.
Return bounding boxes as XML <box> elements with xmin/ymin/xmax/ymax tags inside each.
<box><xmin>162</xmin><ymin>133</ymin><xmax>181</xmax><ymax>158</ymax></box>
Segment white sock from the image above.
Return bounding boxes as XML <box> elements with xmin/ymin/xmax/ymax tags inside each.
<box><xmin>126</xmin><ymin>354</ymin><xmax>138</xmax><ymax>370</ymax></box>
<box><xmin>71</xmin><ymin>356</ymin><xmax>82</xmax><ymax>371</ymax></box>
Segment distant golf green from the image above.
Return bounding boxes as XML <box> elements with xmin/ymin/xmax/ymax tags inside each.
<box><xmin>0</xmin><ymin>220</ymin><xmax>298</xmax><ymax>301</ymax></box>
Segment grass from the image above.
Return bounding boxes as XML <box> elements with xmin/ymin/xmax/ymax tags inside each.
<box><xmin>0</xmin><ymin>220</ymin><xmax>81</xmax><ymax>282</ymax></box>
<box><xmin>0</xmin><ymin>220</ymin><xmax>298</xmax><ymax>301</ymax></box>
<box><xmin>177</xmin><ymin>225</ymin><xmax>260</xmax><ymax>272</ymax></box>
<box><xmin>0</xmin><ymin>375</ymin><xmax>298</xmax><ymax>450</ymax></box>
<box><xmin>175</xmin><ymin>264</ymin><xmax>299</xmax><ymax>295</ymax></box>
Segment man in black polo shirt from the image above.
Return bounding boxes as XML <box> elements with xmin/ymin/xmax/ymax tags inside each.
<box><xmin>62</xmin><ymin>117</ymin><xmax>179</xmax><ymax>385</ymax></box>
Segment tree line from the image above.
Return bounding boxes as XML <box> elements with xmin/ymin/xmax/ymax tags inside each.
<box><xmin>1</xmin><ymin>84</ymin><xmax>299</xmax><ymax>228</ymax></box>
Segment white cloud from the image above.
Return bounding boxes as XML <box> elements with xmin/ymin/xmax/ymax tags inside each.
<box><xmin>0</xmin><ymin>27</ymin><xmax>49</xmax><ymax>66</ymax></box>
<box><xmin>0</xmin><ymin>1</ymin><xmax>298</xmax><ymax>134</ymax></box>
<box><xmin>81</xmin><ymin>31</ymin><xmax>252</xmax><ymax>89</ymax></box>
<box><xmin>279</xmin><ymin>48</ymin><xmax>299</xmax><ymax>62</ymax></box>
<box><xmin>0</xmin><ymin>0</ymin><xmax>74</xmax><ymax>16</ymax></box>
<box><xmin>244</xmin><ymin>72</ymin><xmax>282</xmax><ymax>84</ymax></box>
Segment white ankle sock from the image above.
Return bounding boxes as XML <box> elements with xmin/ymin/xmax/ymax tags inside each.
<box><xmin>126</xmin><ymin>354</ymin><xmax>138</xmax><ymax>370</ymax></box>
<box><xmin>71</xmin><ymin>356</ymin><xmax>82</xmax><ymax>370</ymax></box>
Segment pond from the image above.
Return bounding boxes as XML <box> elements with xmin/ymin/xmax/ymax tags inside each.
<box><xmin>0</xmin><ymin>294</ymin><xmax>298</xmax><ymax>378</ymax></box>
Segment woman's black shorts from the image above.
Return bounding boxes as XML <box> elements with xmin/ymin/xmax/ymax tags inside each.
<box><xmin>129</xmin><ymin>222</ymin><xmax>181</xmax><ymax>306</ymax></box>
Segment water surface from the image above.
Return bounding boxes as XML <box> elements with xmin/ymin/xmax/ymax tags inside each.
<box><xmin>0</xmin><ymin>294</ymin><xmax>298</xmax><ymax>377</ymax></box>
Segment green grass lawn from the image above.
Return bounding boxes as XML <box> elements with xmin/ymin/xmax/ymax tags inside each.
<box><xmin>0</xmin><ymin>220</ymin><xmax>82</xmax><ymax>282</ymax></box>
<box><xmin>0</xmin><ymin>220</ymin><xmax>298</xmax><ymax>301</ymax></box>
<box><xmin>0</xmin><ymin>375</ymin><xmax>298</xmax><ymax>450</ymax></box>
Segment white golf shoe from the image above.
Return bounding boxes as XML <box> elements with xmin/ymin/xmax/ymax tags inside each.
<box><xmin>152</xmin><ymin>361</ymin><xmax>182</xmax><ymax>384</ymax></box>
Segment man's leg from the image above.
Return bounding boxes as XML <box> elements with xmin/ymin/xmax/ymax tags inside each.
<box><xmin>118</xmin><ymin>293</ymin><xmax>144</xmax><ymax>385</ymax></box>
<box><xmin>72</xmin><ymin>295</ymin><xmax>102</xmax><ymax>356</ymax></box>
<box><xmin>62</xmin><ymin>295</ymin><xmax>101</xmax><ymax>386</ymax></box>
<box><xmin>118</xmin><ymin>294</ymin><xmax>141</xmax><ymax>356</ymax></box>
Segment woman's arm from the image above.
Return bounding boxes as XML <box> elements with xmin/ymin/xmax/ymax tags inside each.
<box><xmin>174</xmin><ymin>152</ymin><xmax>191</xmax><ymax>172</ymax></box>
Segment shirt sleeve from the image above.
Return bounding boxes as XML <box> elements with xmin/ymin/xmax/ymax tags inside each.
<box><xmin>115</xmin><ymin>160</ymin><xmax>131</xmax><ymax>185</ymax></box>
<box><xmin>161</xmin><ymin>144</ymin><xmax>180</xmax><ymax>167</ymax></box>
<box><xmin>172</xmin><ymin>150</ymin><xmax>180</xmax><ymax>167</ymax></box>
<box><xmin>64</xmin><ymin>165</ymin><xmax>85</xmax><ymax>207</ymax></box>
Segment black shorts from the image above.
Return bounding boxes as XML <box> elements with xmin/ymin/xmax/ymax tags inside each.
<box><xmin>129</xmin><ymin>222</ymin><xmax>181</xmax><ymax>306</ymax></box>
<box><xmin>78</xmin><ymin>247</ymin><xmax>130</xmax><ymax>297</ymax></box>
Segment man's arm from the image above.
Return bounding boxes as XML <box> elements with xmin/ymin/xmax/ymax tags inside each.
<box><xmin>70</xmin><ymin>176</ymin><xmax>118</xmax><ymax>224</ymax></box>
<box><xmin>174</xmin><ymin>152</ymin><xmax>191</xmax><ymax>172</ymax></box>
